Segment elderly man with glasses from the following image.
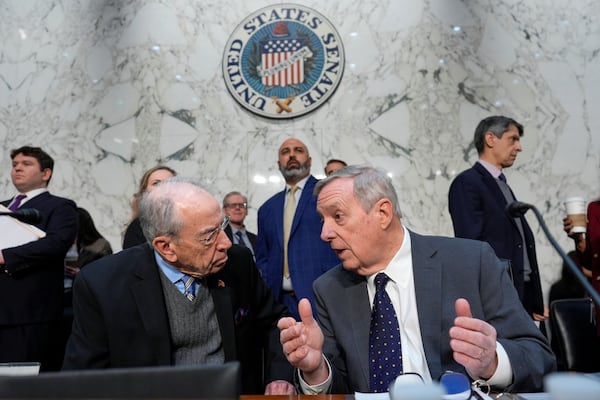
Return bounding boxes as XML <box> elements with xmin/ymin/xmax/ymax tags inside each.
<box><xmin>63</xmin><ymin>177</ymin><xmax>296</xmax><ymax>395</ymax></box>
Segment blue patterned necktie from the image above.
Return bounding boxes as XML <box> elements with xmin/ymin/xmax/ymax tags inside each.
<box><xmin>183</xmin><ymin>275</ymin><xmax>196</xmax><ymax>301</ymax></box>
<box><xmin>369</xmin><ymin>273</ymin><xmax>402</xmax><ymax>393</ymax></box>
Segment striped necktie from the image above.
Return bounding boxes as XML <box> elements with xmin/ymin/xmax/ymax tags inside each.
<box><xmin>183</xmin><ymin>275</ymin><xmax>196</xmax><ymax>301</ymax></box>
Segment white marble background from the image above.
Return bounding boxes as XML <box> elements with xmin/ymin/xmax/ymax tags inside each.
<box><xmin>1</xmin><ymin>0</ymin><xmax>599</xmax><ymax>303</ymax></box>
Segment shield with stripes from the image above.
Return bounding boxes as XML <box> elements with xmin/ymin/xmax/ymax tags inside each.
<box><xmin>259</xmin><ymin>22</ymin><xmax>306</xmax><ymax>87</ymax></box>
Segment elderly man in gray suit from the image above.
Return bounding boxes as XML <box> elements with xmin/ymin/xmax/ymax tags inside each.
<box><xmin>278</xmin><ymin>166</ymin><xmax>555</xmax><ymax>394</ymax></box>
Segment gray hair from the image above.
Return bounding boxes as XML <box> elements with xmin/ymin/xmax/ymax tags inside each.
<box><xmin>139</xmin><ymin>176</ymin><xmax>208</xmax><ymax>243</ymax></box>
<box><xmin>222</xmin><ymin>191</ymin><xmax>248</xmax><ymax>207</ymax></box>
<box><xmin>314</xmin><ymin>165</ymin><xmax>402</xmax><ymax>218</ymax></box>
<box><xmin>473</xmin><ymin>115</ymin><xmax>523</xmax><ymax>154</ymax></box>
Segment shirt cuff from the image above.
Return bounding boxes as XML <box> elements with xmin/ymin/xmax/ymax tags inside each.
<box><xmin>298</xmin><ymin>355</ymin><xmax>332</xmax><ymax>394</ymax></box>
<box><xmin>481</xmin><ymin>341</ymin><xmax>513</xmax><ymax>388</ymax></box>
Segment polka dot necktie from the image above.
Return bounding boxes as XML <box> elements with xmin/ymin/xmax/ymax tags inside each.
<box><xmin>369</xmin><ymin>272</ymin><xmax>402</xmax><ymax>393</ymax></box>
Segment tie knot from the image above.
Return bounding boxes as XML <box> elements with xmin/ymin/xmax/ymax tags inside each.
<box><xmin>288</xmin><ymin>186</ymin><xmax>298</xmax><ymax>196</ymax></box>
<box><xmin>374</xmin><ymin>273</ymin><xmax>390</xmax><ymax>290</ymax></box>
<box><xmin>183</xmin><ymin>275</ymin><xmax>196</xmax><ymax>300</ymax></box>
<box><xmin>235</xmin><ymin>230</ymin><xmax>245</xmax><ymax>245</ymax></box>
<box><xmin>498</xmin><ymin>173</ymin><xmax>506</xmax><ymax>183</ymax></box>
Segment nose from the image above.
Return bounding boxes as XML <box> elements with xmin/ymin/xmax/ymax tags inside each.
<box><xmin>320</xmin><ymin>220</ymin><xmax>334</xmax><ymax>242</ymax></box>
<box><xmin>217</xmin><ymin>229</ymin><xmax>232</xmax><ymax>249</ymax></box>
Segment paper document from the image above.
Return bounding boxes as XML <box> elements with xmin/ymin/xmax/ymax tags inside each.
<box><xmin>0</xmin><ymin>205</ymin><xmax>46</xmax><ymax>249</ymax></box>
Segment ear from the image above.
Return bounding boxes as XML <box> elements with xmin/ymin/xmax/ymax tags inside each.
<box><xmin>484</xmin><ymin>132</ymin><xmax>496</xmax><ymax>148</ymax></box>
<box><xmin>152</xmin><ymin>236</ymin><xmax>178</xmax><ymax>263</ymax></box>
<box><xmin>374</xmin><ymin>198</ymin><xmax>394</xmax><ymax>229</ymax></box>
<box><xmin>41</xmin><ymin>168</ymin><xmax>52</xmax><ymax>184</ymax></box>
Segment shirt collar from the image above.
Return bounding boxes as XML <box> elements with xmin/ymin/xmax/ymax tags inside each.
<box><xmin>367</xmin><ymin>225</ymin><xmax>412</xmax><ymax>289</ymax></box>
<box><xmin>286</xmin><ymin>174</ymin><xmax>310</xmax><ymax>192</ymax></box>
<box><xmin>15</xmin><ymin>188</ymin><xmax>48</xmax><ymax>204</ymax></box>
<box><xmin>477</xmin><ymin>159</ymin><xmax>503</xmax><ymax>179</ymax></box>
<box><xmin>154</xmin><ymin>250</ymin><xmax>186</xmax><ymax>284</ymax></box>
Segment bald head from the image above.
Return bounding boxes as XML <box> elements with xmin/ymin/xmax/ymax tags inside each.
<box><xmin>277</xmin><ymin>137</ymin><xmax>312</xmax><ymax>184</ymax></box>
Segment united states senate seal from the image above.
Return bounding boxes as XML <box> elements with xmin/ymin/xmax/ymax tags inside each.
<box><xmin>223</xmin><ymin>4</ymin><xmax>345</xmax><ymax>119</ymax></box>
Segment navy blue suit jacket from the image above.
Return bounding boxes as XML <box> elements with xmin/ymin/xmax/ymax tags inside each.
<box><xmin>1</xmin><ymin>191</ymin><xmax>77</xmax><ymax>324</ymax></box>
<box><xmin>314</xmin><ymin>232</ymin><xmax>555</xmax><ymax>393</ymax></box>
<box><xmin>448</xmin><ymin>163</ymin><xmax>543</xmax><ymax>314</ymax></box>
<box><xmin>255</xmin><ymin>175</ymin><xmax>339</xmax><ymax>319</ymax></box>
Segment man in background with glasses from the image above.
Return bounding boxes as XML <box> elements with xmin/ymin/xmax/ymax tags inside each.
<box><xmin>278</xmin><ymin>166</ymin><xmax>555</xmax><ymax>394</ymax></box>
<box><xmin>63</xmin><ymin>177</ymin><xmax>296</xmax><ymax>395</ymax></box>
<box><xmin>222</xmin><ymin>191</ymin><xmax>257</xmax><ymax>257</ymax></box>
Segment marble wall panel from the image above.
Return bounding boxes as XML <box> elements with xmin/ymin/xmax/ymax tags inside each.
<box><xmin>1</xmin><ymin>0</ymin><xmax>599</xmax><ymax>304</ymax></box>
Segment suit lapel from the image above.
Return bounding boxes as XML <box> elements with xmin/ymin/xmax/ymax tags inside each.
<box><xmin>275</xmin><ymin>190</ymin><xmax>286</xmax><ymax>248</ymax></box>
<box><xmin>474</xmin><ymin>163</ymin><xmax>521</xmax><ymax>231</ymax></box>
<box><xmin>410</xmin><ymin>232</ymin><xmax>444</xmax><ymax>380</ymax></box>
<box><xmin>131</xmin><ymin>247</ymin><xmax>171</xmax><ymax>363</ymax></box>
<box><xmin>338</xmin><ymin>271</ymin><xmax>372</xmax><ymax>388</ymax></box>
<box><xmin>208</xmin><ymin>282</ymin><xmax>237</xmax><ymax>361</ymax></box>
<box><xmin>290</xmin><ymin>175</ymin><xmax>316</xmax><ymax>234</ymax></box>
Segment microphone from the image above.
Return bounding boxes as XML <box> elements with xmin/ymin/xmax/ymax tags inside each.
<box><xmin>0</xmin><ymin>209</ymin><xmax>43</xmax><ymax>224</ymax></box>
<box><xmin>505</xmin><ymin>201</ymin><xmax>600</xmax><ymax>307</ymax></box>
<box><xmin>505</xmin><ymin>200</ymin><xmax>533</xmax><ymax>217</ymax></box>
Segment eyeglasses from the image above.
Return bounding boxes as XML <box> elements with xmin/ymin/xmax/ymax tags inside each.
<box><xmin>224</xmin><ymin>202</ymin><xmax>247</xmax><ymax>210</ymax></box>
<box><xmin>197</xmin><ymin>216</ymin><xmax>230</xmax><ymax>245</ymax></box>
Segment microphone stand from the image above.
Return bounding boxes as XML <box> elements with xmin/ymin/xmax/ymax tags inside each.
<box><xmin>526</xmin><ymin>205</ymin><xmax>600</xmax><ymax>307</ymax></box>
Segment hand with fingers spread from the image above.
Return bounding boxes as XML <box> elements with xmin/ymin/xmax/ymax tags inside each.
<box><xmin>277</xmin><ymin>298</ymin><xmax>328</xmax><ymax>385</ymax></box>
<box><xmin>449</xmin><ymin>298</ymin><xmax>498</xmax><ymax>380</ymax></box>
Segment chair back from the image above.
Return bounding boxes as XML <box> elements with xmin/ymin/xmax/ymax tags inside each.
<box><xmin>549</xmin><ymin>298</ymin><xmax>599</xmax><ymax>372</ymax></box>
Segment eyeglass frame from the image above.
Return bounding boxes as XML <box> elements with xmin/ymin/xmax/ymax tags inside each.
<box><xmin>196</xmin><ymin>215</ymin><xmax>230</xmax><ymax>245</ymax></box>
<box><xmin>224</xmin><ymin>202</ymin><xmax>247</xmax><ymax>210</ymax></box>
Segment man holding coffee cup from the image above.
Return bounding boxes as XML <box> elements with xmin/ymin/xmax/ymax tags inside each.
<box><xmin>448</xmin><ymin>116</ymin><xmax>546</xmax><ymax>323</ymax></box>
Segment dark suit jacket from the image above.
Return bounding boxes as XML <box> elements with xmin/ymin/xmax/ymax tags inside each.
<box><xmin>255</xmin><ymin>175</ymin><xmax>339</xmax><ymax>319</ymax></box>
<box><xmin>314</xmin><ymin>231</ymin><xmax>555</xmax><ymax>393</ymax></box>
<box><xmin>1</xmin><ymin>192</ymin><xmax>77</xmax><ymax>324</ymax></box>
<box><xmin>224</xmin><ymin>225</ymin><xmax>257</xmax><ymax>253</ymax></box>
<box><xmin>448</xmin><ymin>162</ymin><xmax>544</xmax><ymax>315</ymax></box>
<box><xmin>122</xmin><ymin>217</ymin><xmax>146</xmax><ymax>249</ymax></box>
<box><xmin>62</xmin><ymin>244</ymin><xmax>291</xmax><ymax>394</ymax></box>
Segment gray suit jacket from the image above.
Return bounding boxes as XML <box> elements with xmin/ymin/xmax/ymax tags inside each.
<box><xmin>313</xmin><ymin>231</ymin><xmax>555</xmax><ymax>393</ymax></box>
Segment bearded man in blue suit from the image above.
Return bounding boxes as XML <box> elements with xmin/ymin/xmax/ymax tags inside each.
<box><xmin>256</xmin><ymin>138</ymin><xmax>339</xmax><ymax>320</ymax></box>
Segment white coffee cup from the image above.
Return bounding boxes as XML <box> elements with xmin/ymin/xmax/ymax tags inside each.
<box><xmin>564</xmin><ymin>197</ymin><xmax>587</xmax><ymax>234</ymax></box>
